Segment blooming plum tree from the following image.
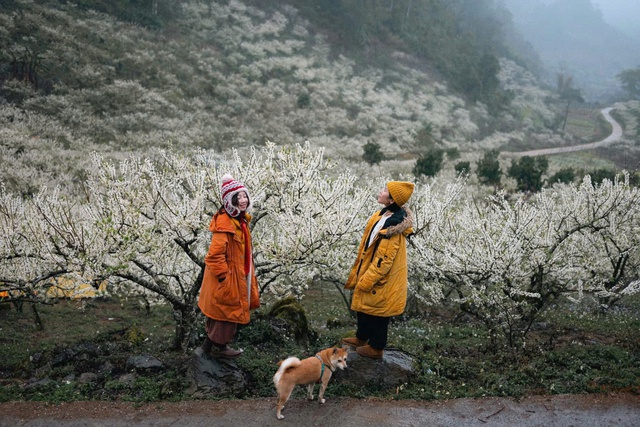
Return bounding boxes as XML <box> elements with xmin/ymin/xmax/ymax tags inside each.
<box><xmin>1</xmin><ymin>142</ymin><xmax>372</xmax><ymax>350</ymax></box>
<box><xmin>0</xmin><ymin>184</ymin><xmax>101</xmax><ymax>327</ymax></box>
<box><xmin>410</xmin><ymin>174</ymin><xmax>640</xmax><ymax>347</ymax></box>
<box><xmin>3</xmin><ymin>142</ymin><xmax>639</xmax><ymax>351</ymax></box>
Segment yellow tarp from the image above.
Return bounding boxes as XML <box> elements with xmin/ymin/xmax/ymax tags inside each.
<box><xmin>45</xmin><ymin>277</ymin><xmax>108</xmax><ymax>299</ymax></box>
<box><xmin>0</xmin><ymin>277</ymin><xmax>107</xmax><ymax>300</ymax></box>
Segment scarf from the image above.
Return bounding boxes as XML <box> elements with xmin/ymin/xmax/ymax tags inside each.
<box><xmin>240</xmin><ymin>213</ymin><xmax>252</xmax><ymax>276</ymax></box>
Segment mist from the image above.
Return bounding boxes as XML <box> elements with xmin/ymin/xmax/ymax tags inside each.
<box><xmin>594</xmin><ymin>0</ymin><xmax>640</xmax><ymax>41</ymax></box>
<box><xmin>534</xmin><ymin>0</ymin><xmax>640</xmax><ymax>42</ymax></box>
<box><xmin>502</xmin><ymin>0</ymin><xmax>640</xmax><ymax>102</ymax></box>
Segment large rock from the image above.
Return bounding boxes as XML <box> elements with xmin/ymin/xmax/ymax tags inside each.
<box><xmin>187</xmin><ymin>347</ymin><xmax>248</xmax><ymax>398</ymax></box>
<box><xmin>126</xmin><ymin>354</ymin><xmax>165</xmax><ymax>373</ymax></box>
<box><xmin>333</xmin><ymin>349</ymin><xmax>415</xmax><ymax>389</ymax></box>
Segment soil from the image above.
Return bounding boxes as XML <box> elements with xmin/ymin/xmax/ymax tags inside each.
<box><xmin>1</xmin><ymin>393</ymin><xmax>639</xmax><ymax>427</ymax></box>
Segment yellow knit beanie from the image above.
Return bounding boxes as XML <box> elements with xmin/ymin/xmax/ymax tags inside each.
<box><xmin>387</xmin><ymin>181</ymin><xmax>414</xmax><ymax>207</ymax></box>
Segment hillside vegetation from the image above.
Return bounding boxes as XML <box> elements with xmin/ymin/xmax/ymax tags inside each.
<box><xmin>1</xmin><ymin>0</ymin><xmax>567</xmax><ymax>194</ymax></box>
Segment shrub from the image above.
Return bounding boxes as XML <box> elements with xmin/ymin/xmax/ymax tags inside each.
<box><xmin>476</xmin><ymin>149</ymin><xmax>502</xmax><ymax>187</ymax></box>
<box><xmin>446</xmin><ymin>147</ymin><xmax>460</xmax><ymax>160</ymax></box>
<box><xmin>454</xmin><ymin>161</ymin><xmax>470</xmax><ymax>176</ymax></box>
<box><xmin>296</xmin><ymin>92</ymin><xmax>311</xmax><ymax>108</ymax></box>
<box><xmin>413</xmin><ymin>149</ymin><xmax>444</xmax><ymax>178</ymax></box>
<box><xmin>508</xmin><ymin>155</ymin><xmax>549</xmax><ymax>193</ymax></box>
<box><xmin>362</xmin><ymin>141</ymin><xmax>383</xmax><ymax>165</ymax></box>
<box><xmin>550</xmin><ymin>167</ymin><xmax>576</xmax><ymax>185</ymax></box>
<box><xmin>589</xmin><ymin>168</ymin><xmax>617</xmax><ymax>185</ymax></box>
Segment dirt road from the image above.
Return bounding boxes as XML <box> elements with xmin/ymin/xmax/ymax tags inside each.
<box><xmin>505</xmin><ymin>107</ymin><xmax>623</xmax><ymax>157</ymax></box>
<box><xmin>1</xmin><ymin>393</ymin><xmax>639</xmax><ymax>426</ymax></box>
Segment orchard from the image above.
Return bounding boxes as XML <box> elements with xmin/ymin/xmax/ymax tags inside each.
<box><xmin>2</xmin><ymin>143</ymin><xmax>639</xmax><ymax>351</ymax></box>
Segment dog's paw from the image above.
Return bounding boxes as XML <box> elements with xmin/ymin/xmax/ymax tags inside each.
<box><xmin>277</xmin><ymin>414</ymin><xmax>284</xmax><ymax>420</ymax></box>
<box><xmin>319</xmin><ymin>398</ymin><xmax>326</xmax><ymax>404</ymax></box>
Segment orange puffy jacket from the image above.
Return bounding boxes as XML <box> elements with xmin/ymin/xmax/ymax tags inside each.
<box><xmin>198</xmin><ymin>210</ymin><xmax>260</xmax><ymax>324</ymax></box>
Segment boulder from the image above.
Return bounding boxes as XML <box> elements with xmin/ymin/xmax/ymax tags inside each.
<box><xmin>187</xmin><ymin>347</ymin><xmax>248</xmax><ymax>398</ymax></box>
<box><xmin>116</xmin><ymin>373</ymin><xmax>136</xmax><ymax>386</ymax></box>
<box><xmin>23</xmin><ymin>377</ymin><xmax>54</xmax><ymax>390</ymax></box>
<box><xmin>333</xmin><ymin>348</ymin><xmax>415</xmax><ymax>389</ymax></box>
<box><xmin>126</xmin><ymin>354</ymin><xmax>165</xmax><ymax>373</ymax></box>
<box><xmin>79</xmin><ymin>372</ymin><xmax>99</xmax><ymax>384</ymax></box>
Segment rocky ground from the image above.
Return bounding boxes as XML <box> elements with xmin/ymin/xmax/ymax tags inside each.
<box><xmin>6</xmin><ymin>346</ymin><xmax>638</xmax><ymax>426</ymax></box>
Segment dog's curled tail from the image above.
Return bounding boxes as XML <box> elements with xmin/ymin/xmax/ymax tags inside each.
<box><xmin>273</xmin><ymin>357</ymin><xmax>301</xmax><ymax>386</ymax></box>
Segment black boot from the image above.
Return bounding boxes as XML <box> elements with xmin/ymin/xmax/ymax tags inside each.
<box><xmin>202</xmin><ymin>337</ymin><xmax>214</xmax><ymax>353</ymax></box>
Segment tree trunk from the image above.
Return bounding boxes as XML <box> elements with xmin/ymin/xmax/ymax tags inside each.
<box><xmin>562</xmin><ymin>100</ymin><xmax>571</xmax><ymax>132</ymax></box>
<box><xmin>170</xmin><ymin>272</ymin><xmax>204</xmax><ymax>351</ymax></box>
<box><xmin>170</xmin><ymin>303</ymin><xmax>199</xmax><ymax>351</ymax></box>
<box><xmin>332</xmin><ymin>280</ymin><xmax>354</xmax><ymax>317</ymax></box>
<box><xmin>31</xmin><ymin>302</ymin><xmax>44</xmax><ymax>331</ymax></box>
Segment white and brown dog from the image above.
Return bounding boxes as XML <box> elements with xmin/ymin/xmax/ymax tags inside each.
<box><xmin>273</xmin><ymin>346</ymin><xmax>348</xmax><ymax>420</ymax></box>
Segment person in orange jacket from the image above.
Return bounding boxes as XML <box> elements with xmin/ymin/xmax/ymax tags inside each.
<box><xmin>198</xmin><ymin>174</ymin><xmax>260</xmax><ymax>358</ymax></box>
<box><xmin>342</xmin><ymin>180</ymin><xmax>415</xmax><ymax>359</ymax></box>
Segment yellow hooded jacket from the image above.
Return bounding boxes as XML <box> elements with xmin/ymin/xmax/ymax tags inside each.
<box><xmin>345</xmin><ymin>205</ymin><xmax>414</xmax><ymax>317</ymax></box>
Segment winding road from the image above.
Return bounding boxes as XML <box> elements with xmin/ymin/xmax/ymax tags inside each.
<box><xmin>506</xmin><ymin>107</ymin><xmax>623</xmax><ymax>157</ymax></box>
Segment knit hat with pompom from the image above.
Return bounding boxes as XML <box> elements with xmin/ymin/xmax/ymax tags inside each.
<box><xmin>221</xmin><ymin>173</ymin><xmax>250</xmax><ymax>217</ymax></box>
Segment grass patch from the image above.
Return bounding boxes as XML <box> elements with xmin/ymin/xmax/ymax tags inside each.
<box><xmin>546</xmin><ymin>151</ymin><xmax>617</xmax><ymax>177</ymax></box>
<box><xmin>564</xmin><ymin>107</ymin><xmax>610</xmax><ymax>142</ymax></box>
<box><xmin>0</xmin><ymin>298</ymin><xmax>175</xmax><ymax>368</ymax></box>
<box><xmin>1</xmin><ymin>288</ymin><xmax>639</xmax><ymax>403</ymax></box>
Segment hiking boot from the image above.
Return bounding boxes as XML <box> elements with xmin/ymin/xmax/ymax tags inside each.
<box><xmin>341</xmin><ymin>337</ymin><xmax>368</xmax><ymax>348</ymax></box>
<box><xmin>356</xmin><ymin>344</ymin><xmax>384</xmax><ymax>359</ymax></box>
<box><xmin>212</xmin><ymin>344</ymin><xmax>243</xmax><ymax>358</ymax></box>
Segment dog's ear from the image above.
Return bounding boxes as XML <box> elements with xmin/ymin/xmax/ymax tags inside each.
<box><xmin>332</xmin><ymin>347</ymin><xmax>338</xmax><ymax>355</ymax></box>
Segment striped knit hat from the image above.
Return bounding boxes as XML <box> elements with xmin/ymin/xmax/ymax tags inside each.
<box><xmin>221</xmin><ymin>173</ymin><xmax>250</xmax><ymax>217</ymax></box>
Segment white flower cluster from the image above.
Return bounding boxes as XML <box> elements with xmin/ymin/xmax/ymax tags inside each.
<box><xmin>409</xmin><ymin>173</ymin><xmax>640</xmax><ymax>343</ymax></box>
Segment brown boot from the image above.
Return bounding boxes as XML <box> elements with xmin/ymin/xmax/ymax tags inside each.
<box><xmin>356</xmin><ymin>344</ymin><xmax>384</xmax><ymax>359</ymax></box>
<box><xmin>212</xmin><ymin>344</ymin><xmax>243</xmax><ymax>358</ymax></box>
<box><xmin>341</xmin><ymin>337</ymin><xmax>368</xmax><ymax>347</ymax></box>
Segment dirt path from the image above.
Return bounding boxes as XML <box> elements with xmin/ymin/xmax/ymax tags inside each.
<box><xmin>505</xmin><ymin>107</ymin><xmax>623</xmax><ymax>157</ymax></box>
<box><xmin>1</xmin><ymin>393</ymin><xmax>639</xmax><ymax>426</ymax></box>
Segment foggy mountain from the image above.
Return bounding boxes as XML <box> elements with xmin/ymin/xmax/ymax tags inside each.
<box><xmin>594</xmin><ymin>0</ymin><xmax>640</xmax><ymax>42</ymax></box>
<box><xmin>502</xmin><ymin>0</ymin><xmax>640</xmax><ymax>102</ymax></box>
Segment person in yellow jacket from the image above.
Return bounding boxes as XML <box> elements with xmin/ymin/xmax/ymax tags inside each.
<box><xmin>342</xmin><ymin>180</ymin><xmax>415</xmax><ymax>359</ymax></box>
<box><xmin>198</xmin><ymin>174</ymin><xmax>260</xmax><ymax>358</ymax></box>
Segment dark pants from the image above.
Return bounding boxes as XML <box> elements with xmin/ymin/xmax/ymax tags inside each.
<box><xmin>356</xmin><ymin>312</ymin><xmax>390</xmax><ymax>350</ymax></box>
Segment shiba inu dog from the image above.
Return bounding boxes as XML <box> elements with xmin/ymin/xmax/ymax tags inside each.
<box><xmin>273</xmin><ymin>346</ymin><xmax>348</xmax><ymax>420</ymax></box>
